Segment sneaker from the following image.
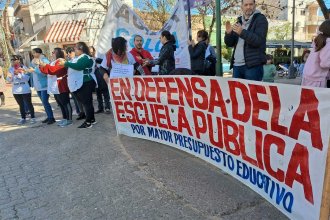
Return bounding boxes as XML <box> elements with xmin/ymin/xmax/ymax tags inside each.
<box><xmin>95</xmin><ymin>109</ymin><xmax>104</xmax><ymax>114</ymax></box>
<box><xmin>72</xmin><ymin>111</ymin><xmax>79</xmax><ymax>116</ymax></box>
<box><xmin>42</xmin><ymin>118</ymin><xmax>48</xmax><ymax>123</ymax></box>
<box><xmin>30</xmin><ymin>118</ymin><xmax>37</xmax><ymax>124</ymax></box>
<box><xmin>78</xmin><ymin>122</ymin><xmax>93</xmax><ymax>129</ymax></box>
<box><xmin>17</xmin><ymin>119</ymin><xmax>26</xmax><ymax>125</ymax></box>
<box><xmin>105</xmin><ymin>109</ymin><xmax>111</xmax><ymax>114</ymax></box>
<box><xmin>60</xmin><ymin>120</ymin><xmax>73</xmax><ymax>128</ymax></box>
<box><xmin>47</xmin><ymin>118</ymin><xmax>56</xmax><ymax>125</ymax></box>
<box><xmin>57</xmin><ymin>119</ymin><xmax>66</xmax><ymax>126</ymax></box>
<box><xmin>76</xmin><ymin>114</ymin><xmax>86</xmax><ymax>120</ymax></box>
<box><xmin>91</xmin><ymin>119</ymin><xmax>97</xmax><ymax>125</ymax></box>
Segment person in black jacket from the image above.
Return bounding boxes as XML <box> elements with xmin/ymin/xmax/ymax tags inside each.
<box><xmin>188</xmin><ymin>30</ymin><xmax>208</xmax><ymax>75</ymax></box>
<box><xmin>224</xmin><ymin>0</ymin><xmax>268</xmax><ymax>81</ymax></box>
<box><xmin>143</xmin><ymin>31</ymin><xmax>176</xmax><ymax>75</ymax></box>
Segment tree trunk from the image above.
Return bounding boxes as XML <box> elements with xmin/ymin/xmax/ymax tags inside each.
<box><xmin>0</xmin><ymin>5</ymin><xmax>11</xmax><ymax>69</ymax></box>
<box><xmin>316</xmin><ymin>0</ymin><xmax>330</xmax><ymax>19</ymax></box>
<box><xmin>2</xmin><ymin>0</ymin><xmax>16</xmax><ymax>55</ymax></box>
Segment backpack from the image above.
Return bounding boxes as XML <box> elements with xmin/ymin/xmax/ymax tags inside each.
<box><xmin>204</xmin><ymin>52</ymin><xmax>216</xmax><ymax>76</ymax></box>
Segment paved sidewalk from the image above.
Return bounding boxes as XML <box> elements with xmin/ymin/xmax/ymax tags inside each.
<box><xmin>0</xmin><ymin>86</ymin><xmax>287</xmax><ymax>220</ymax></box>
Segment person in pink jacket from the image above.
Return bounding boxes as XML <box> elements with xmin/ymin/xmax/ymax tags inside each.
<box><xmin>302</xmin><ymin>20</ymin><xmax>330</xmax><ymax>88</ymax></box>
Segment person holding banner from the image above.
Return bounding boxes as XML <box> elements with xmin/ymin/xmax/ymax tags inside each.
<box><xmin>130</xmin><ymin>35</ymin><xmax>154</xmax><ymax>75</ymax></box>
<box><xmin>188</xmin><ymin>30</ymin><xmax>208</xmax><ymax>75</ymax></box>
<box><xmin>302</xmin><ymin>19</ymin><xmax>330</xmax><ymax>88</ymax></box>
<box><xmin>143</xmin><ymin>31</ymin><xmax>176</xmax><ymax>75</ymax></box>
<box><xmin>100</xmin><ymin>37</ymin><xmax>136</xmax><ymax>81</ymax></box>
<box><xmin>58</xmin><ymin>42</ymin><xmax>97</xmax><ymax>129</ymax></box>
<box><xmin>224</xmin><ymin>0</ymin><xmax>268</xmax><ymax>81</ymax></box>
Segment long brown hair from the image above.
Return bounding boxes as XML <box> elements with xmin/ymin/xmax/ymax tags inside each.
<box><xmin>314</xmin><ymin>19</ymin><xmax>330</xmax><ymax>52</ymax></box>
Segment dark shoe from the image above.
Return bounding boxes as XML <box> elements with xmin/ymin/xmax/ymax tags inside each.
<box><xmin>47</xmin><ymin>118</ymin><xmax>56</xmax><ymax>125</ymax></box>
<box><xmin>95</xmin><ymin>109</ymin><xmax>104</xmax><ymax>114</ymax></box>
<box><xmin>42</xmin><ymin>118</ymin><xmax>48</xmax><ymax>123</ymax></box>
<box><xmin>76</xmin><ymin>114</ymin><xmax>86</xmax><ymax>120</ymax></box>
<box><xmin>78</xmin><ymin>122</ymin><xmax>93</xmax><ymax>129</ymax></box>
<box><xmin>91</xmin><ymin>119</ymin><xmax>97</xmax><ymax>125</ymax></box>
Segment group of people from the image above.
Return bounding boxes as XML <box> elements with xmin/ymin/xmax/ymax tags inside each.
<box><xmin>6</xmin><ymin>44</ymin><xmax>98</xmax><ymax>128</ymax></box>
<box><xmin>3</xmin><ymin>0</ymin><xmax>330</xmax><ymax>129</ymax></box>
<box><xmin>4</xmin><ymin>30</ymin><xmax>180</xmax><ymax>128</ymax></box>
<box><xmin>224</xmin><ymin>0</ymin><xmax>330</xmax><ymax>88</ymax></box>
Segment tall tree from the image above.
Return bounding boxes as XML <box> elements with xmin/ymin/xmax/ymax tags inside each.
<box><xmin>195</xmin><ymin>0</ymin><xmax>286</xmax><ymax>39</ymax></box>
<box><xmin>1</xmin><ymin>0</ymin><xmax>16</xmax><ymax>55</ymax></box>
<box><xmin>0</xmin><ymin>0</ymin><xmax>13</xmax><ymax>70</ymax></box>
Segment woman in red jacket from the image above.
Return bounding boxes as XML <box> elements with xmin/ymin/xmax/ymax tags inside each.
<box><xmin>39</xmin><ymin>48</ymin><xmax>72</xmax><ymax>127</ymax></box>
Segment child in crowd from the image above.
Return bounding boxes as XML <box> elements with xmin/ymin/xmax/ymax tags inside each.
<box><xmin>302</xmin><ymin>20</ymin><xmax>330</xmax><ymax>88</ymax></box>
<box><xmin>262</xmin><ymin>54</ymin><xmax>276</xmax><ymax>83</ymax></box>
<box><xmin>298</xmin><ymin>50</ymin><xmax>310</xmax><ymax>77</ymax></box>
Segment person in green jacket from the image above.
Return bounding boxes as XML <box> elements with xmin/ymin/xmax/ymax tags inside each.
<box><xmin>58</xmin><ymin>42</ymin><xmax>97</xmax><ymax>129</ymax></box>
<box><xmin>262</xmin><ymin>54</ymin><xmax>276</xmax><ymax>83</ymax></box>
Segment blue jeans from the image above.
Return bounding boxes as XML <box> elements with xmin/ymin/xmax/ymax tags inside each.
<box><xmin>233</xmin><ymin>65</ymin><xmax>264</xmax><ymax>81</ymax></box>
<box><xmin>37</xmin><ymin>90</ymin><xmax>54</xmax><ymax>119</ymax></box>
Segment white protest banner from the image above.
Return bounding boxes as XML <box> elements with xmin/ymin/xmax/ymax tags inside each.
<box><xmin>109</xmin><ymin>76</ymin><xmax>330</xmax><ymax>220</ymax></box>
<box><xmin>96</xmin><ymin>0</ymin><xmax>191</xmax><ymax>69</ymax></box>
<box><xmin>110</xmin><ymin>63</ymin><xmax>134</xmax><ymax>78</ymax></box>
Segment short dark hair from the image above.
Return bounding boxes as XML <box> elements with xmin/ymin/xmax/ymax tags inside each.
<box><xmin>266</xmin><ymin>54</ymin><xmax>273</xmax><ymax>60</ymax></box>
<box><xmin>75</xmin><ymin>42</ymin><xmax>90</xmax><ymax>56</ymax></box>
<box><xmin>112</xmin><ymin>37</ymin><xmax>127</xmax><ymax>56</ymax></box>
<box><xmin>32</xmin><ymin>48</ymin><xmax>43</xmax><ymax>54</ymax></box>
<box><xmin>11</xmin><ymin>55</ymin><xmax>20</xmax><ymax>61</ymax></box>
<box><xmin>242</xmin><ymin>0</ymin><xmax>255</xmax><ymax>3</ymax></box>
<box><xmin>134</xmin><ymin>35</ymin><xmax>143</xmax><ymax>41</ymax></box>
<box><xmin>197</xmin><ymin>30</ymin><xmax>208</xmax><ymax>41</ymax></box>
<box><xmin>53</xmin><ymin>48</ymin><xmax>64</xmax><ymax>59</ymax></box>
<box><xmin>66</xmin><ymin>47</ymin><xmax>74</xmax><ymax>54</ymax></box>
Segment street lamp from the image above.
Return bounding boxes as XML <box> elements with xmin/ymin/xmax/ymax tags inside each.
<box><xmin>216</xmin><ymin>0</ymin><xmax>223</xmax><ymax>76</ymax></box>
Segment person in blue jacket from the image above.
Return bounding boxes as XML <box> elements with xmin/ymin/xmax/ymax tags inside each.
<box><xmin>27</xmin><ymin>48</ymin><xmax>55</xmax><ymax>124</ymax></box>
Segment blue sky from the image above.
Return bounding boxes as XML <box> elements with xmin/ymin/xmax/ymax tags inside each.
<box><xmin>0</xmin><ymin>0</ymin><xmax>15</xmax><ymax>10</ymax></box>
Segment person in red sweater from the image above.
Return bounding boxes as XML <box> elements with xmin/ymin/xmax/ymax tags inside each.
<box><xmin>39</xmin><ymin>48</ymin><xmax>72</xmax><ymax>127</ymax></box>
<box><xmin>130</xmin><ymin>35</ymin><xmax>154</xmax><ymax>75</ymax></box>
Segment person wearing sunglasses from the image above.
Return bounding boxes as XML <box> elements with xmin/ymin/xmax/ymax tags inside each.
<box><xmin>58</xmin><ymin>42</ymin><xmax>97</xmax><ymax>129</ymax></box>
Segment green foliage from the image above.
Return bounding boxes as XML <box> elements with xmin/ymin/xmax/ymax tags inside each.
<box><xmin>268</xmin><ymin>22</ymin><xmax>292</xmax><ymax>40</ymax></box>
<box><xmin>222</xmin><ymin>46</ymin><xmax>232</xmax><ymax>61</ymax></box>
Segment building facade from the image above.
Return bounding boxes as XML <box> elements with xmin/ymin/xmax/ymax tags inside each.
<box><xmin>11</xmin><ymin>0</ymin><xmax>133</xmax><ymax>64</ymax></box>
